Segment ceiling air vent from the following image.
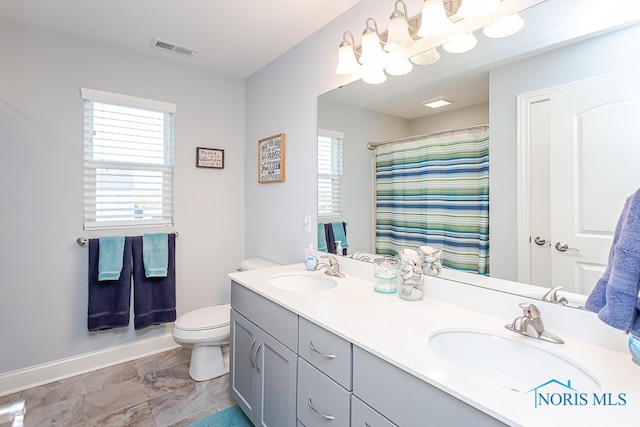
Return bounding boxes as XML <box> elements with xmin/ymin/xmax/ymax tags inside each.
<box><xmin>151</xmin><ymin>38</ymin><xmax>198</xmax><ymax>57</ymax></box>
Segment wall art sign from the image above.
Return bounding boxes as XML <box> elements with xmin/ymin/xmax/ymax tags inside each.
<box><xmin>196</xmin><ymin>147</ymin><xmax>224</xmax><ymax>169</ymax></box>
<box><xmin>258</xmin><ymin>133</ymin><xmax>285</xmax><ymax>183</ymax></box>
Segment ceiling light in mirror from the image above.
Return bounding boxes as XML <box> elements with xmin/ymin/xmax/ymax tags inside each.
<box><xmin>443</xmin><ymin>33</ymin><xmax>478</xmax><ymax>53</ymax></box>
<box><xmin>385</xmin><ymin>56</ymin><xmax>414</xmax><ymax>76</ymax></box>
<box><xmin>410</xmin><ymin>48</ymin><xmax>441</xmax><ymax>65</ymax></box>
<box><xmin>362</xmin><ymin>65</ymin><xmax>388</xmax><ymax>84</ymax></box>
<box><xmin>483</xmin><ymin>13</ymin><xmax>525</xmax><ymax>38</ymax></box>
<box><xmin>422</xmin><ymin>96</ymin><xmax>453</xmax><ymax>108</ymax></box>
<box><xmin>385</xmin><ymin>0</ymin><xmax>415</xmax><ymax>52</ymax></box>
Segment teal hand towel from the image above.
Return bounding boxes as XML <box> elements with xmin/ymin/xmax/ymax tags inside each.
<box><xmin>98</xmin><ymin>236</ymin><xmax>126</xmax><ymax>281</ymax></box>
<box><xmin>143</xmin><ymin>233</ymin><xmax>169</xmax><ymax>278</ymax></box>
<box><xmin>331</xmin><ymin>222</ymin><xmax>348</xmax><ymax>249</ymax></box>
<box><xmin>317</xmin><ymin>223</ymin><xmax>328</xmax><ymax>252</ymax></box>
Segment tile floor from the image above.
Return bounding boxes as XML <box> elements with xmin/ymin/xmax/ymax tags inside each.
<box><xmin>0</xmin><ymin>347</ymin><xmax>236</xmax><ymax>427</ymax></box>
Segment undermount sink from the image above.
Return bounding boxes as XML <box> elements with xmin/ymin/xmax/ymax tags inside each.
<box><xmin>268</xmin><ymin>272</ymin><xmax>337</xmax><ymax>292</ymax></box>
<box><xmin>429</xmin><ymin>329</ymin><xmax>600</xmax><ymax>393</ymax></box>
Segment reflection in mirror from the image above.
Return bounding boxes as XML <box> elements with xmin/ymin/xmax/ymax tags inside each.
<box><xmin>317</xmin><ymin>2</ymin><xmax>640</xmax><ymax>308</ymax></box>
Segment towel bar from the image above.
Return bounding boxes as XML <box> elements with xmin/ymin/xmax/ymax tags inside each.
<box><xmin>76</xmin><ymin>232</ymin><xmax>179</xmax><ymax>246</ymax></box>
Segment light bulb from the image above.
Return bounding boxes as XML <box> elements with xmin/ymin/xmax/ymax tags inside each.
<box><xmin>443</xmin><ymin>33</ymin><xmax>478</xmax><ymax>53</ymax></box>
<box><xmin>483</xmin><ymin>14</ymin><xmax>525</xmax><ymax>38</ymax></box>
<box><xmin>410</xmin><ymin>48</ymin><xmax>441</xmax><ymax>65</ymax></box>
<box><xmin>417</xmin><ymin>0</ymin><xmax>454</xmax><ymax>38</ymax></box>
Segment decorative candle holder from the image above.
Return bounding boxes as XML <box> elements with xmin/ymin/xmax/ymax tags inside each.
<box><xmin>373</xmin><ymin>257</ymin><xmax>399</xmax><ymax>294</ymax></box>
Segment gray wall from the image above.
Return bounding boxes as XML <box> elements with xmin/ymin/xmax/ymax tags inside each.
<box><xmin>489</xmin><ymin>23</ymin><xmax>640</xmax><ymax>281</ymax></box>
<box><xmin>0</xmin><ymin>19</ymin><xmax>245</xmax><ymax>374</ymax></box>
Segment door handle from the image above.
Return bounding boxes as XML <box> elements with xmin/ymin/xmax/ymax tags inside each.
<box><xmin>533</xmin><ymin>236</ymin><xmax>551</xmax><ymax>246</ymax></box>
<box><xmin>249</xmin><ymin>339</ymin><xmax>256</xmax><ymax>368</ymax></box>
<box><xmin>555</xmin><ymin>242</ymin><xmax>580</xmax><ymax>252</ymax></box>
<box><xmin>254</xmin><ymin>343</ymin><xmax>263</xmax><ymax>374</ymax></box>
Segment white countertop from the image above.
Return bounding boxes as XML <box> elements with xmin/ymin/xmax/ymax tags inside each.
<box><xmin>229</xmin><ymin>261</ymin><xmax>640</xmax><ymax>427</ymax></box>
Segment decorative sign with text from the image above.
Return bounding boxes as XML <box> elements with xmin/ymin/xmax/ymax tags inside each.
<box><xmin>258</xmin><ymin>133</ymin><xmax>285</xmax><ymax>183</ymax></box>
<box><xmin>196</xmin><ymin>147</ymin><xmax>224</xmax><ymax>169</ymax></box>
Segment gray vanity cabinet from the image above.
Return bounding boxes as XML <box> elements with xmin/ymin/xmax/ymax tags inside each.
<box><xmin>230</xmin><ymin>282</ymin><xmax>298</xmax><ymax>427</ymax></box>
<box><xmin>352</xmin><ymin>346</ymin><xmax>506</xmax><ymax>427</ymax></box>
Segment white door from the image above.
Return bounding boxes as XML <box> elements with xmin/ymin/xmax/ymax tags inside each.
<box><xmin>533</xmin><ymin>70</ymin><xmax>640</xmax><ymax>294</ymax></box>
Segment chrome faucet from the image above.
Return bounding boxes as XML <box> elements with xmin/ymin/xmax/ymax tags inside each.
<box><xmin>315</xmin><ymin>254</ymin><xmax>345</xmax><ymax>278</ymax></box>
<box><xmin>505</xmin><ymin>303</ymin><xmax>564</xmax><ymax>344</ymax></box>
<box><xmin>542</xmin><ymin>286</ymin><xmax>568</xmax><ymax>305</ymax></box>
<box><xmin>349</xmin><ymin>251</ymin><xmax>372</xmax><ymax>262</ymax></box>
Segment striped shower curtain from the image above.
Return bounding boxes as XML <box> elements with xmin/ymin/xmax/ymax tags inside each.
<box><xmin>375</xmin><ymin>128</ymin><xmax>490</xmax><ymax>275</ymax></box>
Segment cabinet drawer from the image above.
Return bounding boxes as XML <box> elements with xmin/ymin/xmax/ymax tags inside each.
<box><xmin>299</xmin><ymin>317</ymin><xmax>352</xmax><ymax>390</ymax></box>
<box><xmin>231</xmin><ymin>281</ymin><xmax>298</xmax><ymax>351</ymax></box>
<box><xmin>351</xmin><ymin>396</ymin><xmax>397</xmax><ymax>427</ymax></box>
<box><xmin>353</xmin><ymin>346</ymin><xmax>506</xmax><ymax>427</ymax></box>
<box><xmin>297</xmin><ymin>358</ymin><xmax>351</xmax><ymax>427</ymax></box>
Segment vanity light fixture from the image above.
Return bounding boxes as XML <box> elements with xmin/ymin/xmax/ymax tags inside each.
<box><xmin>335</xmin><ymin>0</ymin><xmax>545</xmax><ymax>84</ymax></box>
<box><xmin>385</xmin><ymin>0</ymin><xmax>416</xmax><ymax>52</ymax></box>
<box><xmin>423</xmin><ymin>96</ymin><xmax>452</xmax><ymax>108</ymax></box>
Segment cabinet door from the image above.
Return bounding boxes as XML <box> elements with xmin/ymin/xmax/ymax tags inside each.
<box><xmin>255</xmin><ymin>330</ymin><xmax>298</xmax><ymax>427</ymax></box>
<box><xmin>230</xmin><ymin>309</ymin><xmax>258</xmax><ymax>420</ymax></box>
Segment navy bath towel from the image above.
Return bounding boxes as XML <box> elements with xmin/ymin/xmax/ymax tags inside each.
<box><xmin>132</xmin><ymin>234</ymin><xmax>176</xmax><ymax>330</ymax></box>
<box><xmin>87</xmin><ymin>237</ymin><xmax>132</xmax><ymax>331</ymax></box>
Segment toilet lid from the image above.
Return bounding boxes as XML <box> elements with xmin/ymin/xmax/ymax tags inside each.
<box><xmin>175</xmin><ymin>304</ymin><xmax>230</xmax><ymax>331</ymax></box>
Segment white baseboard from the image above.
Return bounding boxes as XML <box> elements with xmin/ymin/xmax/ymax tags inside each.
<box><xmin>0</xmin><ymin>334</ymin><xmax>180</xmax><ymax>397</ymax></box>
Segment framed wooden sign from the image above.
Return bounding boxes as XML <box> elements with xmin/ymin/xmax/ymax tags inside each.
<box><xmin>258</xmin><ymin>133</ymin><xmax>285</xmax><ymax>183</ymax></box>
<box><xmin>196</xmin><ymin>147</ymin><xmax>224</xmax><ymax>169</ymax></box>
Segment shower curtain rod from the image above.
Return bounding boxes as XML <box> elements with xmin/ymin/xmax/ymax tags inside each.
<box><xmin>76</xmin><ymin>232</ymin><xmax>179</xmax><ymax>246</ymax></box>
<box><xmin>367</xmin><ymin>123</ymin><xmax>489</xmax><ymax>151</ymax></box>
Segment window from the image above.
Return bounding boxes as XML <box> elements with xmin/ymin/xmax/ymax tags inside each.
<box><xmin>81</xmin><ymin>88</ymin><xmax>175</xmax><ymax>230</ymax></box>
<box><xmin>317</xmin><ymin>129</ymin><xmax>343</xmax><ymax>218</ymax></box>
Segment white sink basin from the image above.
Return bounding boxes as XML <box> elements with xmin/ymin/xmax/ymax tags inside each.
<box><xmin>429</xmin><ymin>329</ymin><xmax>600</xmax><ymax>393</ymax></box>
<box><xmin>268</xmin><ymin>272</ymin><xmax>337</xmax><ymax>292</ymax></box>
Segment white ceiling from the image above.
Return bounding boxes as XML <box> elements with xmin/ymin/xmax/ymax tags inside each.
<box><xmin>0</xmin><ymin>0</ymin><xmax>360</xmax><ymax>78</ymax></box>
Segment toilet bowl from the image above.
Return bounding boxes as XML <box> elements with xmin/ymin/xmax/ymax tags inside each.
<box><xmin>172</xmin><ymin>304</ymin><xmax>231</xmax><ymax>381</ymax></box>
<box><xmin>172</xmin><ymin>257</ymin><xmax>279</xmax><ymax>381</ymax></box>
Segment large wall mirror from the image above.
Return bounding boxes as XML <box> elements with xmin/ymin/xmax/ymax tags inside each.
<box><xmin>317</xmin><ymin>1</ymin><xmax>640</xmax><ymax>308</ymax></box>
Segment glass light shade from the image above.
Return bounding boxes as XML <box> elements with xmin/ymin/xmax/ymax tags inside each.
<box><xmin>443</xmin><ymin>33</ymin><xmax>477</xmax><ymax>53</ymax></box>
<box><xmin>417</xmin><ymin>0</ymin><xmax>454</xmax><ymax>38</ymax></box>
<box><xmin>385</xmin><ymin>14</ymin><xmax>414</xmax><ymax>52</ymax></box>
<box><xmin>483</xmin><ymin>14</ymin><xmax>525</xmax><ymax>38</ymax></box>
<box><xmin>410</xmin><ymin>48</ymin><xmax>441</xmax><ymax>65</ymax></box>
<box><xmin>361</xmin><ymin>66</ymin><xmax>387</xmax><ymax>84</ymax></box>
<box><xmin>385</xmin><ymin>57</ymin><xmax>413</xmax><ymax>76</ymax></box>
<box><xmin>335</xmin><ymin>42</ymin><xmax>360</xmax><ymax>75</ymax></box>
<box><xmin>360</xmin><ymin>30</ymin><xmax>387</xmax><ymax>67</ymax></box>
<box><xmin>457</xmin><ymin>0</ymin><xmax>499</xmax><ymax>19</ymax></box>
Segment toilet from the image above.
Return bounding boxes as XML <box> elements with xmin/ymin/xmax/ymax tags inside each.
<box><xmin>172</xmin><ymin>257</ymin><xmax>279</xmax><ymax>381</ymax></box>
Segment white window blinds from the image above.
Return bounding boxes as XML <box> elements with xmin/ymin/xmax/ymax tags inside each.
<box><xmin>81</xmin><ymin>88</ymin><xmax>176</xmax><ymax>230</ymax></box>
<box><xmin>317</xmin><ymin>129</ymin><xmax>344</xmax><ymax>218</ymax></box>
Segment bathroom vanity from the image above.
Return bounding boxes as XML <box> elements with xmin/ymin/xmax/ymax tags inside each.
<box><xmin>228</xmin><ymin>260</ymin><xmax>638</xmax><ymax>426</ymax></box>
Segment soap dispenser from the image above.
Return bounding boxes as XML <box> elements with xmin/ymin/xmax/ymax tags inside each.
<box><xmin>304</xmin><ymin>244</ymin><xmax>318</xmax><ymax>271</ymax></box>
<box><xmin>335</xmin><ymin>241</ymin><xmax>343</xmax><ymax>255</ymax></box>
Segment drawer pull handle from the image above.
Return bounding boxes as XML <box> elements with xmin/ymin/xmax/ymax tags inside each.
<box><xmin>308</xmin><ymin>397</ymin><xmax>335</xmax><ymax>421</ymax></box>
<box><xmin>249</xmin><ymin>339</ymin><xmax>257</xmax><ymax>368</ymax></box>
<box><xmin>309</xmin><ymin>341</ymin><xmax>336</xmax><ymax>359</ymax></box>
